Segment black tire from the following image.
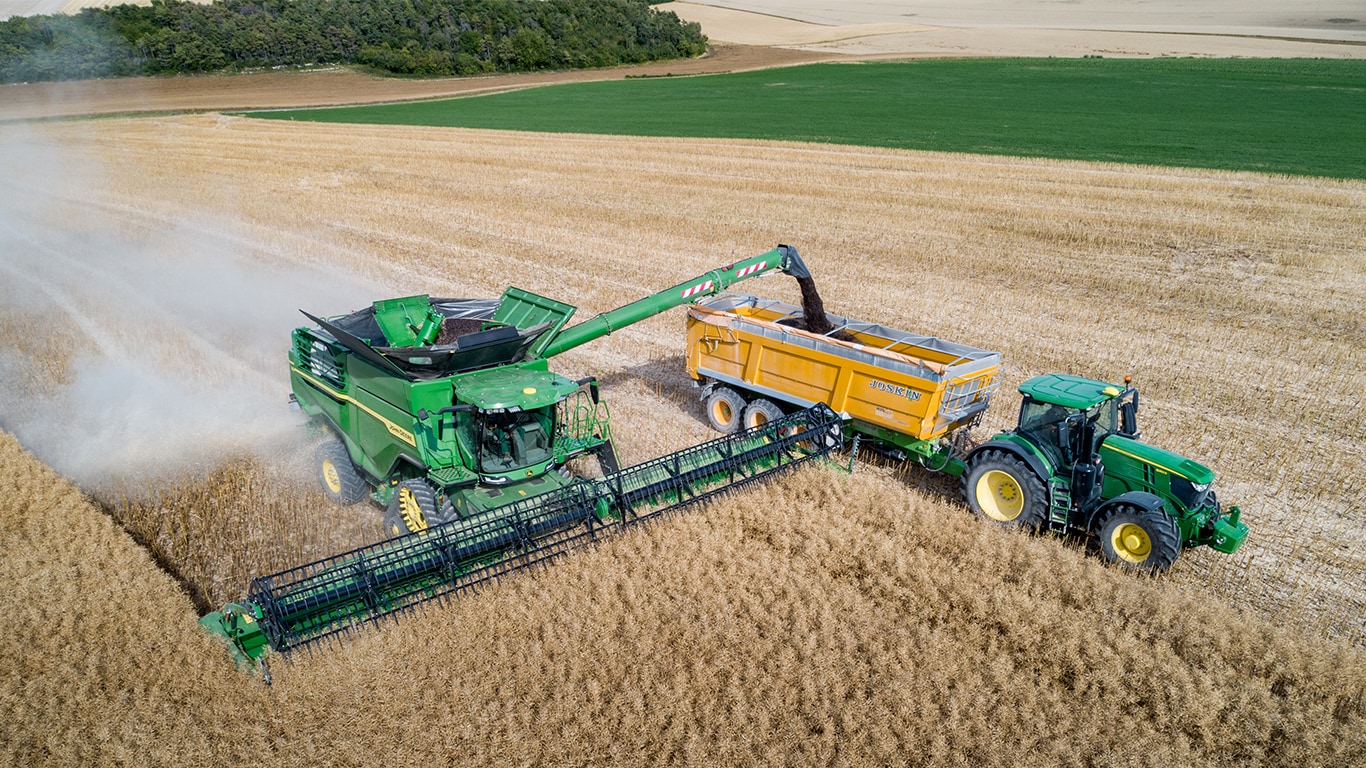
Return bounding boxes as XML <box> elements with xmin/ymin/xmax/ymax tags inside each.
<box><xmin>705</xmin><ymin>387</ymin><xmax>745</xmax><ymax>434</ymax></box>
<box><xmin>961</xmin><ymin>450</ymin><xmax>1048</xmax><ymax>530</ymax></box>
<box><xmin>1097</xmin><ymin>503</ymin><xmax>1182</xmax><ymax>573</ymax></box>
<box><xmin>384</xmin><ymin>479</ymin><xmax>440</xmax><ymax>537</ymax></box>
<box><xmin>317</xmin><ymin>439</ymin><xmax>368</xmax><ymax>505</ymax></box>
<box><xmin>742</xmin><ymin>398</ymin><xmax>784</xmax><ymax>429</ymax></box>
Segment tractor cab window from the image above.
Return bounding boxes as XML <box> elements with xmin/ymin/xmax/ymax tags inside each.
<box><xmin>1087</xmin><ymin>401</ymin><xmax>1118</xmax><ymax>438</ymax></box>
<box><xmin>477</xmin><ymin>409</ymin><xmax>553</xmax><ymax>473</ymax></box>
<box><xmin>1018</xmin><ymin>397</ymin><xmax>1075</xmax><ymax>448</ymax></box>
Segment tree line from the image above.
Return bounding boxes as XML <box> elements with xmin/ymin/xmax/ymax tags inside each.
<box><xmin>0</xmin><ymin>0</ymin><xmax>706</xmax><ymax>83</ymax></box>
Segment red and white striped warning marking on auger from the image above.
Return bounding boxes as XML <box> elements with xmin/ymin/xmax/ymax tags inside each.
<box><xmin>680</xmin><ymin>280</ymin><xmax>715</xmax><ymax>298</ymax></box>
<box><xmin>679</xmin><ymin>261</ymin><xmax>768</xmax><ymax>299</ymax></box>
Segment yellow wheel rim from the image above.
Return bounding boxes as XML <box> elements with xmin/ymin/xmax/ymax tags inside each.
<box><xmin>976</xmin><ymin>470</ymin><xmax>1024</xmax><ymax>522</ymax></box>
<box><xmin>713</xmin><ymin>399</ymin><xmax>734</xmax><ymax>427</ymax></box>
<box><xmin>1110</xmin><ymin>523</ymin><xmax>1152</xmax><ymax>563</ymax></box>
<box><xmin>322</xmin><ymin>459</ymin><xmax>343</xmax><ymax>495</ymax></box>
<box><xmin>398</xmin><ymin>487</ymin><xmax>429</xmax><ymax>533</ymax></box>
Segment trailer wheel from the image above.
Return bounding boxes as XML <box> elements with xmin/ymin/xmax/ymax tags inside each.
<box><xmin>706</xmin><ymin>387</ymin><xmax>745</xmax><ymax>434</ymax></box>
<box><xmin>743</xmin><ymin>398</ymin><xmax>784</xmax><ymax>429</ymax></box>
<box><xmin>318</xmin><ymin>440</ymin><xmax>368</xmax><ymax>505</ymax></box>
<box><xmin>962</xmin><ymin>451</ymin><xmax>1047</xmax><ymax>530</ymax></box>
<box><xmin>1098</xmin><ymin>504</ymin><xmax>1181</xmax><ymax>573</ymax></box>
<box><xmin>384</xmin><ymin>480</ymin><xmax>438</xmax><ymax>537</ymax></box>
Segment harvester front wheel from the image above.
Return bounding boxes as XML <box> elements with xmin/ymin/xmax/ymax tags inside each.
<box><xmin>384</xmin><ymin>480</ymin><xmax>439</xmax><ymax>537</ymax></box>
<box><xmin>743</xmin><ymin>398</ymin><xmax>784</xmax><ymax>430</ymax></box>
<box><xmin>962</xmin><ymin>451</ymin><xmax>1047</xmax><ymax>530</ymax></box>
<box><xmin>1098</xmin><ymin>504</ymin><xmax>1181</xmax><ymax>573</ymax></box>
<box><xmin>706</xmin><ymin>387</ymin><xmax>745</xmax><ymax>434</ymax></box>
<box><xmin>318</xmin><ymin>440</ymin><xmax>368</xmax><ymax>506</ymax></box>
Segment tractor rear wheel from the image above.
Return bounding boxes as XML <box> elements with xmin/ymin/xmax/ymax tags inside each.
<box><xmin>318</xmin><ymin>440</ymin><xmax>368</xmax><ymax>506</ymax></box>
<box><xmin>743</xmin><ymin>398</ymin><xmax>784</xmax><ymax>429</ymax></box>
<box><xmin>962</xmin><ymin>450</ymin><xmax>1047</xmax><ymax>530</ymax></box>
<box><xmin>1098</xmin><ymin>504</ymin><xmax>1181</xmax><ymax>573</ymax></box>
<box><xmin>384</xmin><ymin>479</ymin><xmax>439</xmax><ymax>537</ymax></box>
<box><xmin>706</xmin><ymin>387</ymin><xmax>745</xmax><ymax>434</ymax></box>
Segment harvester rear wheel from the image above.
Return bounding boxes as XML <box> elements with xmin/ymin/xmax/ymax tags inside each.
<box><xmin>706</xmin><ymin>387</ymin><xmax>745</xmax><ymax>434</ymax></box>
<box><xmin>743</xmin><ymin>398</ymin><xmax>784</xmax><ymax>430</ymax></box>
<box><xmin>384</xmin><ymin>480</ymin><xmax>439</xmax><ymax>537</ymax></box>
<box><xmin>1098</xmin><ymin>504</ymin><xmax>1181</xmax><ymax>573</ymax></box>
<box><xmin>962</xmin><ymin>451</ymin><xmax>1047</xmax><ymax>530</ymax></box>
<box><xmin>318</xmin><ymin>440</ymin><xmax>368</xmax><ymax>506</ymax></box>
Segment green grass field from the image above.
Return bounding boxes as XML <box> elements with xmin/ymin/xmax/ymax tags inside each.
<box><xmin>251</xmin><ymin>58</ymin><xmax>1366</xmax><ymax>179</ymax></box>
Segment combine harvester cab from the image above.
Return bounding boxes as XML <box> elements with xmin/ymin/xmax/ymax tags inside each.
<box><xmin>686</xmin><ymin>293</ymin><xmax>1247</xmax><ymax>572</ymax></box>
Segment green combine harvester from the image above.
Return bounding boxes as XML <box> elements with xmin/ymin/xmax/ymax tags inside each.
<box><xmin>201</xmin><ymin>246</ymin><xmax>844</xmax><ymax>676</ymax></box>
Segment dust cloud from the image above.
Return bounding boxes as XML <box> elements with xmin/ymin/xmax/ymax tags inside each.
<box><xmin>0</xmin><ymin>124</ymin><xmax>375</xmax><ymax>493</ymax></box>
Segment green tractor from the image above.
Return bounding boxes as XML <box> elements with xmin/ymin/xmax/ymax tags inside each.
<box><xmin>961</xmin><ymin>373</ymin><xmax>1247</xmax><ymax>571</ymax></box>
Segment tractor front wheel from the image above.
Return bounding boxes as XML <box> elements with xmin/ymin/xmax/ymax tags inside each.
<box><xmin>962</xmin><ymin>450</ymin><xmax>1047</xmax><ymax>530</ymax></box>
<box><xmin>318</xmin><ymin>439</ymin><xmax>368</xmax><ymax>506</ymax></box>
<box><xmin>1098</xmin><ymin>504</ymin><xmax>1181</xmax><ymax>573</ymax></box>
<box><xmin>705</xmin><ymin>387</ymin><xmax>745</xmax><ymax>434</ymax></box>
<box><xmin>384</xmin><ymin>480</ymin><xmax>440</xmax><ymax>537</ymax></box>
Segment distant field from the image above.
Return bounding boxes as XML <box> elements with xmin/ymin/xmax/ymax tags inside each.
<box><xmin>251</xmin><ymin>58</ymin><xmax>1366</xmax><ymax>179</ymax></box>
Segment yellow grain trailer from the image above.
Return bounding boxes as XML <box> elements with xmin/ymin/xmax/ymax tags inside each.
<box><xmin>686</xmin><ymin>293</ymin><xmax>1001</xmax><ymax>467</ymax></box>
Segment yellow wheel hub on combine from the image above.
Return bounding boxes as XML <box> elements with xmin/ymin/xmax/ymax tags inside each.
<box><xmin>976</xmin><ymin>470</ymin><xmax>1024</xmax><ymax>522</ymax></box>
<box><xmin>322</xmin><ymin>459</ymin><xmax>343</xmax><ymax>495</ymax></box>
<box><xmin>1110</xmin><ymin>522</ymin><xmax>1152</xmax><ymax>563</ymax></box>
<box><xmin>398</xmin><ymin>486</ymin><xmax>429</xmax><ymax>533</ymax></box>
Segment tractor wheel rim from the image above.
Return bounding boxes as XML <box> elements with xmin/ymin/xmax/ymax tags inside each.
<box><xmin>714</xmin><ymin>400</ymin><xmax>733</xmax><ymax>425</ymax></box>
<box><xmin>322</xmin><ymin>459</ymin><xmax>342</xmax><ymax>494</ymax></box>
<box><xmin>753</xmin><ymin>411</ymin><xmax>769</xmax><ymax>426</ymax></box>
<box><xmin>1111</xmin><ymin>523</ymin><xmax>1152</xmax><ymax>562</ymax></box>
<box><xmin>976</xmin><ymin>470</ymin><xmax>1023</xmax><ymax>522</ymax></box>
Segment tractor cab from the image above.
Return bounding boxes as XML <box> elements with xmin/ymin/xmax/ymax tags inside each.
<box><xmin>1016</xmin><ymin>374</ymin><xmax>1136</xmax><ymax>466</ymax></box>
<box><xmin>1014</xmin><ymin>374</ymin><xmax>1145</xmax><ymax>516</ymax></box>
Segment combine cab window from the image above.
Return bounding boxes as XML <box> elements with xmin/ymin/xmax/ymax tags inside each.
<box><xmin>478</xmin><ymin>410</ymin><xmax>553</xmax><ymax>473</ymax></box>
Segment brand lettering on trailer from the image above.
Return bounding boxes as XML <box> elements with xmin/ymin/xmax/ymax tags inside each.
<box><xmin>868</xmin><ymin>379</ymin><xmax>922</xmax><ymax>402</ymax></box>
<box><xmin>680</xmin><ymin>280</ymin><xmax>715</xmax><ymax>299</ymax></box>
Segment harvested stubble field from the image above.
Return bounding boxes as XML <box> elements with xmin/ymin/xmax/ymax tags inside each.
<box><xmin>2</xmin><ymin>113</ymin><xmax>1365</xmax><ymax>765</ymax></box>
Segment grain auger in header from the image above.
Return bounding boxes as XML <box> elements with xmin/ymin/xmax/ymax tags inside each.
<box><xmin>200</xmin><ymin>246</ymin><xmax>842</xmax><ymax>674</ymax></box>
